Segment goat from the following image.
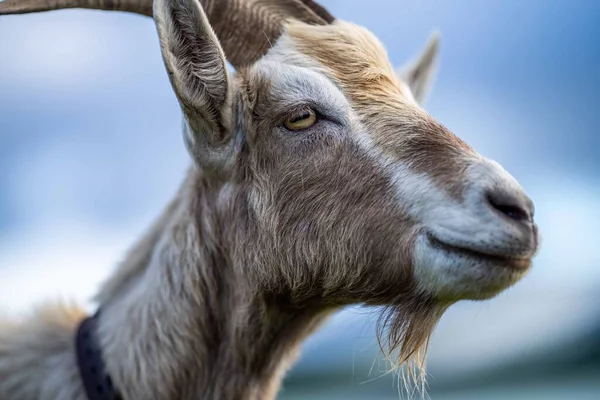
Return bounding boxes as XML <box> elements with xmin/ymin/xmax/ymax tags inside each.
<box><xmin>0</xmin><ymin>0</ymin><xmax>539</xmax><ymax>399</ymax></box>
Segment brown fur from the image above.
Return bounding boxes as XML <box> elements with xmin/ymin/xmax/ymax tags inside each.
<box><xmin>286</xmin><ymin>21</ymin><xmax>476</xmax><ymax>198</ymax></box>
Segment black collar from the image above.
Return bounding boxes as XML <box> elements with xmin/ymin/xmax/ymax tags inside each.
<box><xmin>75</xmin><ymin>312</ymin><xmax>123</xmax><ymax>400</ymax></box>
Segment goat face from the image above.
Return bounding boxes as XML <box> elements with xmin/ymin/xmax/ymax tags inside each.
<box><xmin>154</xmin><ymin>0</ymin><xmax>539</xmax><ymax>360</ymax></box>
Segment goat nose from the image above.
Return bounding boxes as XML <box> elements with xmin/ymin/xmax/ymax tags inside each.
<box><xmin>485</xmin><ymin>187</ymin><xmax>534</xmax><ymax>224</ymax></box>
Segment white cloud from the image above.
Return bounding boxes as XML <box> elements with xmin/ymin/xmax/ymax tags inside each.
<box><xmin>0</xmin><ymin>11</ymin><xmax>157</xmax><ymax>94</ymax></box>
<box><xmin>0</xmin><ymin>219</ymin><xmax>140</xmax><ymax>315</ymax></box>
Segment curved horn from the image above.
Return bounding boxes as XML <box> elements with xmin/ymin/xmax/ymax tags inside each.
<box><xmin>0</xmin><ymin>0</ymin><xmax>334</xmax><ymax>66</ymax></box>
<box><xmin>0</xmin><ymin>0</ymin><xmax>152</xmax><ymax>15</ymax></box>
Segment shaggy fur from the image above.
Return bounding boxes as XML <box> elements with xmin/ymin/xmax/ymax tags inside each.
<box><xmin>0</xmin><ymin>303</ymin><xmax>87</xmax><ymax>400</ymax></box>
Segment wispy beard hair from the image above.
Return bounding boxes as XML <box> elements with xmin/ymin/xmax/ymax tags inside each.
<box><xmin>376</xmin><ymin>295</ymin><xmax>447</xmax><ymax>397</ymax></box>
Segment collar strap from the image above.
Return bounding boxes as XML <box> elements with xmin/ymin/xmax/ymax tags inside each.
<box><xmin>75</xmin><ymin>312</ymin><xmax>123</xmax><ymax>400</ymax></box>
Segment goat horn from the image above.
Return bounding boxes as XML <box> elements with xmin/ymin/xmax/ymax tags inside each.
<box><xmin>0</xmin><ymin>1</ymin><xmax>151</xmax><ymax>16</ymax></box>
<box><xmin>0</xmin><ymin>0</ymin><xmax>334</xmax><ymax>66</ymax></box>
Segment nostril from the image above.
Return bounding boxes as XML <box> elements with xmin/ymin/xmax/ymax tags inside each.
<box><xmin>486</xmin><ymin>193</ymin><xmax>531</xmax><ymax>222</ymax></box>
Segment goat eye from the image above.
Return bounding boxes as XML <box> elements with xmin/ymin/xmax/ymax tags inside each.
<box><xmin>283</xmin><ymin>109</ymin><xmax>317</xmax><ymax>131</ymax></box>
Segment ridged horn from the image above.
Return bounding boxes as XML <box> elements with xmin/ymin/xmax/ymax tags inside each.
<box><xmin>0</xmin><ymin>0</ymin><xmax>334</xmax><ymax>66</ymax></box>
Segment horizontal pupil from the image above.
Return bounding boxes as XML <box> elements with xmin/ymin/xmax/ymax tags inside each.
<box><xmin>291</xmin><ymin>112</ymin><xmax>311</xmax><ymax>123</ymax></box>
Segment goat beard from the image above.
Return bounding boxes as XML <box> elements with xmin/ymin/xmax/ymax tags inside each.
<box><xmin>376</xmin><ymin>295</ymin><xmax>448</xmax><ymax>392</ymax></box>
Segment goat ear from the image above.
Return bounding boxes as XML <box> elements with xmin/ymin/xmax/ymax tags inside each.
<box><xmin>154</xmin><ymin>0</ymin><xmax>236</xmax><ymax>172</ymax></box>
<box><xmin>397</xmin><ymin>32</ymin><xmax>440</xmax><ymax>105</ymax></box>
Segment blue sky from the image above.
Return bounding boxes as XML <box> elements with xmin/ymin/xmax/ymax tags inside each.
<box><xmin>0</xmin><ymin>0</ymin><xmax>598</xmax><ymax>384</ymax></box>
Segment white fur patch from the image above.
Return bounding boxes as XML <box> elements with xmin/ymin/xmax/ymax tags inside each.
<box><xmin>412</xmin><ymin>234</ymin><xmax>525</xmax><ymax>301</ymax></box>
<box><xmin>401</xmin><ymin>158</ymin><xmax>535</xmax><ymax>300</ymax></box>
<box><xmin>350</xmin><ymin>129</ymin><xmax>534</xmax><ymax>299</ymax></box>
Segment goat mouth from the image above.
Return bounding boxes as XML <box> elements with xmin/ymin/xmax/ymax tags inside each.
<box><xmin>426</xmin><ymin>233</ymin><xmax>531</xmax><ymax>270</ymax></box>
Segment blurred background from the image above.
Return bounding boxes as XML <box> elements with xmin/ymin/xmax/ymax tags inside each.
<box><xmin>0</xmin><ymin>0</ymin><xmax>598</xmax><ymax>398</ymax></box>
